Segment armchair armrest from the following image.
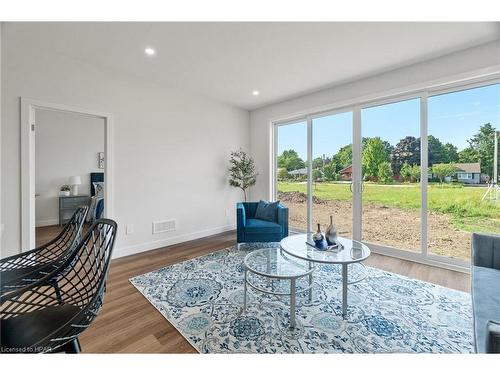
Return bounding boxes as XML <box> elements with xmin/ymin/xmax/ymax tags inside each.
<box><xmin>237</xmin><ymin>203</ymin><xmax>246</xmax><ymax>228</ymax></box>
<box><xmin>277</xmin><ymin>203</ymin><xmax>289</xmax><ymax>237</ymax></box>
<box><xmin>472</xmin><ymin>233</ymin><xmax>500</xmax><ymax>270</ymax></box>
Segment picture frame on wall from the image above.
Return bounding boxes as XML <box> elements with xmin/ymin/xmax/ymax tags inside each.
<box><xmin>98</xmin><ymin>152</ymin><xmax>104</xmax><ymax>169</ymax></box>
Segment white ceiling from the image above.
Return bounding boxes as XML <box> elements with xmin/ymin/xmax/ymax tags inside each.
<box><xmin>6</xmin><ymin>22</ymin><xmax>500</xmax><ymax>110</ymax></box>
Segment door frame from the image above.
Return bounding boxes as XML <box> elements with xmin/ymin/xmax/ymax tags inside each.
<box><xmin>21</xmin><ymin>97</ymin><xmax>114</xmax><ymax>251</ymax></box>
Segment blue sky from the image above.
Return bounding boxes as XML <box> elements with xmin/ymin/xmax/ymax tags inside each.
<box><xmin>278</xmin><ymin>83</ymin><xmax>500</xmax><ymax>160</ymax></box>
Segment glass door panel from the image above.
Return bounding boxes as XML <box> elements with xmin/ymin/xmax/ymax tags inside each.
<box><xmin>428</xmin><ymin>83</ymin><xmax>500</xmax><ymax>262</ymax></box>
<box><xmin>311</xmin><ymin>112</ymin><xmax>353</xmax><ymax>238</ymax></box>
<box><xmin>276</xmin><ymin>121</ymin><xmax>309</xmax><ymax>232</ymax></box>
<box><xmin>361</xmin><ymin>98</ymin><xmax>421</xmax><ymax>251</ymax></box>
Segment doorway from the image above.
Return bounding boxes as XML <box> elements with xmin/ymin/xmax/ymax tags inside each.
<box><xmin>21</xmin><ymin>98</ymin><xmax>114</xmax><ymax>251</ymax></box>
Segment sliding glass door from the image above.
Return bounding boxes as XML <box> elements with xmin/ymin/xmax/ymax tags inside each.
<box><xmin>276</xmin><ymin>120</ymin><xmax>309</xmax><ymax>232</ymax></box>
<box><xmin>427</xmin><ymin>83</ymin><xmax>500</xmax><ymax>262</ymax></box>
<box><xmin>311</xmin><ymin>112</ymin><xmax>354</xmax><ymax>238</ymax></box>
<box><xmin>273</xmin><ymin>78</ymin><xmax>499</xmax><ymax>269</ymax></box>
<box><xmin>361</xmin><ymin>99</ymin><xmax>421</xmax><ymax>252</ymax></box>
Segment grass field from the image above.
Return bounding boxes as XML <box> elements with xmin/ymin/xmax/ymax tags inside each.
<box><xmin>277</xmin><ymin>181</ymin><xmax>500</xmax><ymax>234</ymax></box>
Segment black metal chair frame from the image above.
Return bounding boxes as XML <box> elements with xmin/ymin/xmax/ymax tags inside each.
<box><xmin>0</xmin><ymin>206</ymin><xmax>88</xmax><ymax>298</ymax></box>
<box><xmin>0</xmin><ymin>218</ymin><xmax>117</xmax><ymax>353</ymax></box>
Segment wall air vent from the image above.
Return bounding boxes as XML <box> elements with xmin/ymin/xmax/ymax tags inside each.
<box><xmin>152</xmin><ymin>219</ymin><xmax>176</xmax><ymax>234</ymax></box>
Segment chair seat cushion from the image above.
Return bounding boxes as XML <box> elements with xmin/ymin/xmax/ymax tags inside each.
<box><xmin>1</xmin><ymin>304</ymin><xmax>81</xmax><ymax>350</ymax></box>
<box><xmin>244</xmin><ymin>218</ymin><xmax>282</xmax><ymax>234</ymax></box>
<box><xmin>472</xmin><ymin>265</ymin><xmax>500</xmax><ymax>353</ymax></box>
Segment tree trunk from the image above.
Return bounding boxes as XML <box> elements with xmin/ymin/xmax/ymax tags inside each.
<box><xmin>243</xmin><ymin>189</ymin><xmax>247</xmax><ymax>202</ymax></box>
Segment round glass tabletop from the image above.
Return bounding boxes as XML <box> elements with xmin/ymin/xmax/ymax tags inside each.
<box><xmin>243</xmin><ymin>248</ymin><xmax>313</xmax><ymax>279</ymax></box>
<box><xmin>280</xmin><ymin>234</ymin><xmax>371</xmax><ymax>264</ymax></box>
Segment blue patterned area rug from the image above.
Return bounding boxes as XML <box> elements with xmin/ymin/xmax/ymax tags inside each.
<box><xmin>129</xmin><ymin>243</ymin><xmax>473</xmax><ymax>353</ymax></box>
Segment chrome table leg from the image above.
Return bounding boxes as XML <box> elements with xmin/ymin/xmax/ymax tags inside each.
<box><xmin>243</xmin><ymin>268</ymin><xmax>248</xmax><ymax>311</ymax></box>
<box><xmin>308</xmin><ymin>261</ymin><xmax>313</xmax><ymax>302</ymax></box>
<box><xmin>290</xmin><ymin>278</ymin><xmax>296</xmax><ymax>328</ymax></box>
<box><xmin>342</xmin><ymin>263</ymin><xmax>348</xmax><ymax>318</ymax></box>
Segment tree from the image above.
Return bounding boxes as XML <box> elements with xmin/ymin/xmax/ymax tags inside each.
<box><xmin>312</xmin><ymin>169</ymin><xmax>323</xmax><ymax>182</ymax></box>
<box><xmin>363</xmin><ymin>137</ymin><xmax>393</xmax><ymax>159</ymax></box>
<box><xmin>332</xmin><ymin>144</ymin><xmax>352</xmax><ymax>170</ymax></box>
<box><xmin>400</xmin><ymin>162</ymin><xmax>412</xmax><ymax>182</ymax></box>
<box><xmin>443</xmin><ymin>143</ymin><xmax>459</xmax><ymax>163</ymax></box>
<box><xmin>410</xmin><ymin>164</ymin><xmax>421</xmax><ymax>183</ymax></box>
<box><xmin>430</xmin><ymin>163</ymin><xmax>457</xmax><ymax>184</ymax></box>
<box><xmin>228</xmin><ymin>149</ymin><xmax>258</xmax><ymax>201</ymax></box>
<box><xmin>458</xmin><ymin>147</ymin><xmax>478</xmax><ymax>163</ymax></box>
<box><xmin>465</xmin><ymin>123</ymin><xmax>498</xmax><ymax>176</ymax></box>
<box><xmin>428</xmin><ymin>135</ymin><xmax>447</xmax><ymax>166</ymax></box>
<box><xmin>362</xmin><ymin>137</ymin><xmax>390</xmax><ymax>180</ymax></box>
<box><xmin>312</xmin><ymin>156</ymin><xmax>331</xmax><ymax>169</ymax></box>
<box><xmin>322</xmin><ymin>160</ymin><xmax>338</xmax><ymax>181</ymax></box>
<box><xmin>377</xmin><ymin>162</ymin><xmax>393</xmax><ymax>183</ymax></box>
<box><xmin>277</xmin><ymin>149</ymin><xmax>305</xmax><ymax>171</ymax></box>
<box><xmin>277</xmin><ymin>167</ymin><xmax>289</xmax><ymax>181</ymax></box>
<box><xmin>391</xmin><ymin>136</ymin><xmax>420</xmax><ymax>175</ymax></box>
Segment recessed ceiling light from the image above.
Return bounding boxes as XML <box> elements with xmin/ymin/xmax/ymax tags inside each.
<box><xmin>252</xmin><ymin>90</ymin><xmax>260</xmax><ymax>96</ymax></box>
<box><xmin>144</xmin><ymin>47</ymin><xmax>156</xmax><ymax>56</ymax></box>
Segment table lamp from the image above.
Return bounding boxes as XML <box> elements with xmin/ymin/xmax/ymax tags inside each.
<box><xmin>69</xmin><ymin>175</ymin><xmax>82</xmax><ymax>196</ymax></box>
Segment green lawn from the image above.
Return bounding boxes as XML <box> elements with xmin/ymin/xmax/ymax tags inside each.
<box><xmin>278</xmin><ymin>181</ymin><xmax>500</xmax><ymax>233</ymax></box>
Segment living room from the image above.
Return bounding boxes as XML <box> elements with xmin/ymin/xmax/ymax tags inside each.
<box><xmin>1</xmin><ymin>1</ymin><xmax>499</xmax><ymax>373</ymax></box>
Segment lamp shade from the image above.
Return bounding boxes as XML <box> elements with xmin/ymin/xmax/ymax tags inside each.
<box><xmin>69</xmin><ymin>175</ymin><xmax>82</xmax><ymax>185</ymax></box>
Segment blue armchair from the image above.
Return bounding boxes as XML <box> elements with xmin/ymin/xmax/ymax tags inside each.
<box><xmin>236</xmin><ymin>202</ymin><xmax>288</xmax><ymax>247</ymax></box>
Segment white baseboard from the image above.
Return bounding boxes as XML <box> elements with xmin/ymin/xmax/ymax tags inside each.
<box><xmin>36</xmin><ymin>218</ymin><xmax>59</xmax><ymax>227</ymax></box>
<box><xmin>113</xmin><ymin>224</ymin><xmax>236</xmax><ymax>259</ymax></box>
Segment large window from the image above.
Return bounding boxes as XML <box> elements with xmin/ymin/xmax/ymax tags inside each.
<box><xmin>273</xmin><ymin>78</ymin><xmax>500</xmax><ymax>269</ymax></box>
<box><xmin>276</xmin><ymin>121</ymin><xmax>308</xmax><ymax>231</ymax></box>
<box><xmin>312</xmin><ymin>112</ymin><xmax>353</xmax><ymax>238</ymax></box>
<box><xmin>427</xmin><ymin>84</ymin><xmax>500</xmax><ymax>261</ymax></box>
<box><xmin>361</xmin><ymin>99</ymin><xmax>421</xmax><ymax>252</ymax></box>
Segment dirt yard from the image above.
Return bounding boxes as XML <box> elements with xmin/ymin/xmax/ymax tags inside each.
<box><xmin>278</xmin><ymin>191</ymin><xmax>471</xmax><ymax>261</ymax></box>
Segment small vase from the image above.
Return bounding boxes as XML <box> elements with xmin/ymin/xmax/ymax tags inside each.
<box><xmin>313</xmin><ymin>223</ymin><xmax>327</xmax><ymax>250</ymax></box>
<box><xmin>325</xmin><ymin>215</ymin><xmax>338</xmax><ymax>245</ymax></box>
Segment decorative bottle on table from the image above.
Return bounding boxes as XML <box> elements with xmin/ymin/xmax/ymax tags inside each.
<box><xmin>312</xmin><ymin>223</ymin><xmax>328</xmax><ymax>250</ymax></box>
<box><xmin>325</xmin><ymin>215</ymin><xmax>338</xmax><ymax>246</ymax></box>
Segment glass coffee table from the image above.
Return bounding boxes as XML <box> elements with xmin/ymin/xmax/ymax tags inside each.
<box><xmin>243</xmin><ymin>248</ymin><xmax>314</xmax><ymax>329</ymax></box>
<box><xmin>280</xmin><ymin>234</ymin><xmax>371</xmax><ymax>318</ymax></box>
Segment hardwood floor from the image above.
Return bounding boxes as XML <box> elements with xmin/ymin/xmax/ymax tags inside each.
<box><xmin>75</xmin><ymin>231</ymin><xmax>470</xmax><ymax>353</ymax></box>
<box><xmin>36</xmin><ymin>224</ymin><xmax>91</xmax><ymax>247</ymax></box>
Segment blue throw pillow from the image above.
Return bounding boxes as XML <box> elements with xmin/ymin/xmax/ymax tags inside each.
<box><xmin>254</xmin><ymin>200</ymin><xmax>279</xmax><ymax>222</ymax></box>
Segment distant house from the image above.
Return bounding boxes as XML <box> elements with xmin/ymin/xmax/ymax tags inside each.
<box><xmin>428</xmin><ymin>162</ymin><xmax>481</xmax><ymax>184</ymax></box>
<box><xmin>339</xmin><ymin>165</ymin><xmax>352</xmax><ymax>181</ymax></box>
<box><xmin>288</xmin><ymin>168</ymin><xmax>307</xmax><ymax>177</ymax></box>
<box><xmin>454</xmin><ymin>162</ymin><xmax>481</xmax><ymax>184</ymax></box>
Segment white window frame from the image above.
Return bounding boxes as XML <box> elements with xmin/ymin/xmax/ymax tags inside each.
<box><xmin>458</xmin><ymin>173</ymin><xmax>473</xmax><ymax>180</ymax></box>
<box><xmin>271</xmin><ymin>71</ymin><xmax>500</xmax><ymax>273</ymax></box>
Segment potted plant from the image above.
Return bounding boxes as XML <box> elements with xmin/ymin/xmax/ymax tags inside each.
<box><xmin>60</xmin><ymin>185</ymin><xmax>71</xmax><ymax>197</ymax></box>
<box><xmin>228</xmin><ymin>149</ymin><xmax>258</xmax><ymax>202</ymax></box>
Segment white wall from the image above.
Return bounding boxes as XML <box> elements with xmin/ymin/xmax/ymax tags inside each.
<box><xmin>35</xmin><ymin>109</ymin><xmax>105</xmax><ymax>226</ymax></box>
<box><xmin>0</xmin><ymin>23</ymin><xmax>3</xmax><ymax>244</ymax></box>
<box><xmin>249</xmin><ymin>40</ymin><xmax>500</xmax><ymax>201</ymax></box>
<box><xmin>1</xmin><ymin>25</ymin><xmax>250</xmax><ymax>258</ymax></box>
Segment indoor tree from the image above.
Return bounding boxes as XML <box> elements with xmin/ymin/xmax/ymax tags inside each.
<box><xmin>228</xmin><ymin>149</ymin><xmax>258</xmax><ymax>202</ymax></box>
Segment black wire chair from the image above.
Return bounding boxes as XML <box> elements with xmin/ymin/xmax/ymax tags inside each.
<box><xmin>0</xmin><ymin>206</ymin><xmax>88</xmax><ymax>297</ymax></box>
<box><xmin>0</xmin><ymin>218</ymin><xmax>117</xmax><ymax>353</ymax></box>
